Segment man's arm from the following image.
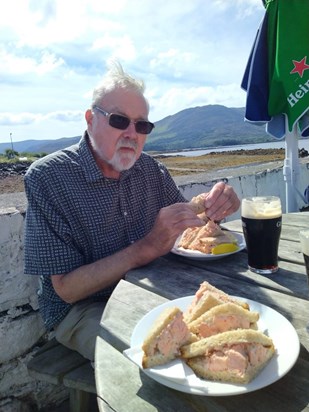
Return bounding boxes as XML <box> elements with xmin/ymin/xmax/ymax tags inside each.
<box><xmin>51</xmin><ymin>202</ymin><xmax>204</xmax><ymax>303</ymax></box>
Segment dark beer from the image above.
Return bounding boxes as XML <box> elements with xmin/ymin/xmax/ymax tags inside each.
<box><xmin>241</xmin><ymin>196</ymin><xmax>282</xmax><ymax>274</ymax></box>
<box><xmin>242</xmin><ymin>216</ymin><xmax>282</xmax><ymax>272</ymax></box>
<box><xmin>299</xmin><ymin>229</ymin><xmax>309</xmax><ymax>281</ymax></box>
<box><xmin>299</xmin><ymin>230</ymin><xmax>309</xmax><ymax>333</ymax></box>
<box><xmin>303</xmin><ymin>254</ymin><xmax>309</xmax><ymax>278</ymax></box>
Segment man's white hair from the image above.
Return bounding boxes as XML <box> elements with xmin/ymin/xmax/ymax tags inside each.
<box><xmin>91</xmin><ymin>60</ymin><xmax>146</xmax><ymax>108</ymax></box>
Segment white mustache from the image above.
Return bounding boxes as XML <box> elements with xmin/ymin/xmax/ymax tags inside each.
<box><xmin>117</xmin><ymin>139</ymin><xmax>138</xmax><ymax>151</ymax></box>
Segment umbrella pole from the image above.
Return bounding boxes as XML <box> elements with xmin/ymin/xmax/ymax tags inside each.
<box><xmin>283</xmin><ymin>120</ymin><xmax>299</xmax><ymax>213</ymax></box>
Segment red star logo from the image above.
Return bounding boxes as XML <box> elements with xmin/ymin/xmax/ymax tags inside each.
<box><xmin>290</xmin><ymin>56</ymin><xmax>309</xmax><ymax>78</ymax></box>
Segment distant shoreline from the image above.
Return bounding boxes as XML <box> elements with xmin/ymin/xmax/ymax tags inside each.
<box><xmin>151</xmin><ymin>138</ymin><xmax>309</xmax><ymax>158</ymax></box>
<box><xmin>154</xmin><ymin>147</ymin><xmax>285</xmax><ymax>159</ymax></box>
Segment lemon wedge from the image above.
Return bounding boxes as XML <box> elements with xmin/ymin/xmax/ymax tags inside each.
<box><xmin>211</xmin><ymin>243</ymin><xmax>239</xmax><ymax>255</ymax></box>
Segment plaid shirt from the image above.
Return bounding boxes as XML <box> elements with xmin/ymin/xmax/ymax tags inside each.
<box><xmin>24</xmin><ymin>132</ymin><xmax>186</xmax><ymax>329</ymax></box>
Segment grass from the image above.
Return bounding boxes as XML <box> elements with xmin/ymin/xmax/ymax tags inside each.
<box><xmin>157</xmin><ymin>149</ymin><xmax>285</xmax><ymax>176</ymax></box>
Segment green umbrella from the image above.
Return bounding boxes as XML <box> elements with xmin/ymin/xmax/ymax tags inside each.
<box><xmin>242</xmin><ymin>0</ymin><xmax>309</xmax><ymax>212</ymax></box>
<box><xmin>267</xmin><ymin>0</ymin><xmax>309</xmax><ymax>133</ymax></box>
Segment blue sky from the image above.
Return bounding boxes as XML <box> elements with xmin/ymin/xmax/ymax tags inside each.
<box><xmin>0</xmin><ymin>0</ymin><xmax>265</xmax><ymax>144</ymax></box>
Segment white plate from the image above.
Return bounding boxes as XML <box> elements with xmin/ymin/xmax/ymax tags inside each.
<box><xmin>125</xmin><ymin>296</ymin><xmax>300</xmax><ymax>396</ymax></box>
<box><xmin>171</xmin><ymin>231</ymin><xmax>246</xmax><ymax>260</ymax></box>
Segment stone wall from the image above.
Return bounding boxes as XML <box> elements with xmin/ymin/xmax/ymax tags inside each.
<box><xmin>0</xmin><ymin>160</ymin><xmax>308</xmax><ymax>410</ymax></box>
<box><xmin>0</xmin><ymin>207</ymin><xmax>68</xmax><ymax>412</ymax></box>
<box><xmin>176</xmin><ymin>160</ymin><xmax>309</xmax><ymax>217</ymax></box>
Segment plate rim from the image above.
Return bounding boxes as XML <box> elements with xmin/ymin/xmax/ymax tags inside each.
<box><xmin>130</xmin><ymin>295</ymin><xmax>300</xmax><ymax>396</ymax></box>
<box><xmin>171</xmin><ymin>231</ymin><xmax>246</xmax><ymax>260</ymax></box>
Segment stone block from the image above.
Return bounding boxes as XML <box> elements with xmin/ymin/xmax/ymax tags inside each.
<box><xmin>0</xmin><ymin>312</ymin><xmax>45</xmax><ymax>364</ymax></box>
<box><xmin>0</xmin><ymin>210</ymin><xmax>39</xmax><ymax>312</ymax></box>
<box><xmin>0</xmin><ymin>351</ymin><xmax>68</xmax><ymax>411</ymax></box>
<box><xmin>0</xmin><ymin>353</ymin><xmax>35</xmax><ymax>398</ymax></box>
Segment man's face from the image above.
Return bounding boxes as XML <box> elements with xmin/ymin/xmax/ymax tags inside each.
<box><xmin>86</xmin><ymin>88</ymin><xmax>149</xmax><ymax>175</ymax></box>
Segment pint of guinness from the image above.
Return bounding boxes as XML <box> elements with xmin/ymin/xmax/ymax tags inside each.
<box><xmin>299</xmin><ymin>229</ymin><xmax>309</xmax><ymax>334</ymax></box>
<box><xmin>241</xmin><ymin>196</ymin><xmax>282</xmax><ymax>274</ymax></box>
<box><xmin>299</xmin><ymin>229</ymin><xmax>309</xmax><ymax>280</ymax></box>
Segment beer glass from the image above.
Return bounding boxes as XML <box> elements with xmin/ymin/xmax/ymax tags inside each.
<box><xmin>299</xmin><ymin>229</ymin><xmax>309</xmax><ymax>333</ymax></box>
<box><xmin>241</xmin><ymin>196</ymin><xmax>282</xmax><ymax>274</ymax></box>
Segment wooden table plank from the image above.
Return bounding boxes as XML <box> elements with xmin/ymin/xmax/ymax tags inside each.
<box><xmin>166</xmin><ymin>240</ymin><xmax>308</xmax><ymax>276</ymax></box>
<box><xmin>27</xmin><ymin>341</ymin><xmax>88</xmax><ymax>385</ymax></box>
<box><xmin>126</xmin><ymin>252</ymin><xmax>309</xmax><ymax>304</ymax></box>
<box><xmin>63</xmin><ymin>363</ymin><xmax>96</xmax><ymax>394</ymax></box>
<box><xmin>99</xmin><ymin>280</ymin><xmax>168</xmax><ymax>351</ymax></box>
<box><xmin>282</xmin><ymin>212</ymin><xmax>309</xmax><ymax>227</ymax></box>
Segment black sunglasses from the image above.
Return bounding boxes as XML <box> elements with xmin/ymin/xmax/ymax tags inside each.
<box><xmin>93</xmin><ymin>105</ymin><xmax>155</xmax><ymax>135</ymax></box>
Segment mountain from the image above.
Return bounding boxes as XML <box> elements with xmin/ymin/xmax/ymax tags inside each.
<box><xmin>0</xmin><ymin>136</ymin><xmax>81</xmax><ymax>155</ymax></box>
<box><xmin>144</xmin><ymin>105</ymin><xmax>272</xmax><ymax>152</ymax></box>
<box><xmin>0</xmin><ymin>105</ymin><xmax>273</xmax><ymax>155</ymax></box>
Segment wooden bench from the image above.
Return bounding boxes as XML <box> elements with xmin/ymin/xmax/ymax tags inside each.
<box><xmin>27</xmin><ymin>338</ymin><xmax>97</xmax><ymax>412</ymax></box>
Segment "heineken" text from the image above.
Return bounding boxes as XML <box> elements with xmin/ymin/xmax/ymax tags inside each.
<box><xmin>287</xmin><ymin>79</ymin><xmax>309</xmax><ymax>107</ymax></box>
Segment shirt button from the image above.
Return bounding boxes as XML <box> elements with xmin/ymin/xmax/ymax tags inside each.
<box><xmin>130</xmin><ymin>240</ymin><xmax>135</xmax><ymax>244</ymax></box>
<box><xmin>124</xmin><ymin>211</ymin><xmax>128</xmax><ymax>216</ymax></box>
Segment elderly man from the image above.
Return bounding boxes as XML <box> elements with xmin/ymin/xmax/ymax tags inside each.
<box><xmin>24</xmin><ymin>62</ymin><xmax>240</xmax><ymax>361</ymax></box>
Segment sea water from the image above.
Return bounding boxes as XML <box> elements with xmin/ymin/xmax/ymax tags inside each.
<box><xmin>159</xmin><ymin>139</ymin><xmax>309</xmax><ymax>157</ymax></box>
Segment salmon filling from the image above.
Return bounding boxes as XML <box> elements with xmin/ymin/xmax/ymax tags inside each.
<box><xmin>147</xmin><ymin>312</ymin><xmax>190</xmax><ymax>358</ymax></box>
<box><xmin>201</xmin><ymin>343</ymin><xmax>270</xmax><ymax>376</ymax></box>
<box><xmin>197</xmin><ymin>315</ymin><xmax>251</xmax><ymax>338</ymax></box>
<box><xmin>179</xmin><ymin>221</ymin><xmax>237</xmax><ymax>254</ymax></box>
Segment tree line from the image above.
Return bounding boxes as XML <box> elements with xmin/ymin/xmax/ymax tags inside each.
<box><xmin>0</xmin><ymin>149</ymin><xmax>48</xmax><ymax>161</ymax></box>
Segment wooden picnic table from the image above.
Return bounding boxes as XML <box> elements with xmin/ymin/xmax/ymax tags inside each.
<box><xmin>95</xmin><ymin>212</ymin><xmax>309</xmax><ymax>412</ymax></box>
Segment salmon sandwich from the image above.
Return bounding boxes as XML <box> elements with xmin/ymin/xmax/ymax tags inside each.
<box><xmin>141</xmin><ymin>307</ymin><xmax>196</xmax><ymax>369</ymax></box>
<box><xmin>184</xmin><ymin>281</ymin><xmax>249</xmax><ymax>324</ymax></box>
<box><xmin>188</xmin><ymin>302</ymin><xmax>259</xmax><ymax>339</ymax></box>
<box><xmin>181</xmin><ymin>329</ymin><xmax>275</xmax><ymax>384</ymax></box>
<box><xmin>178</xmin><ymin>219</ymin><xmax>238</xmax><ymax>255</ymax></box>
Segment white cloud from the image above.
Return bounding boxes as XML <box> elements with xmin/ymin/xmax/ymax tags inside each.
<box><xmin>0</xmin><ymin>112</ymin><xmax>38</xmax><ymax>126</ymax></box>
<box><xmin>149</xmin><ymin>83</ymin><xmax>246</xmax><ymax>121</ymax></box>
<box><xmin>0</xmin><ymin>48</ymin><xmax>64</xmax><ymax>76</ymax></box>
<box><xmin>91</xmin><ymin>34</ymin><xmax>137</xmax><ymax>62</ymax></box>
<box><xmin>0</xmin><ymin>0</ymin><xmax>265</xmax><ymax>143</ymax></box>
<box><xmin>46</xmin><ymin>111</ymin><xmax>85</xmax><ymax>122</ymax></box>
<box><xmin>0</xmin><ymin>110</ymin><xmax>84</xmax><ymax>126</ymax></box>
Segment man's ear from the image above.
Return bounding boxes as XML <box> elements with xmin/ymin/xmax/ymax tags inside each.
<box><xmin>85</xmin><ymin>109</ymin><xmax>93</xmax><ymax>126</ymax></box>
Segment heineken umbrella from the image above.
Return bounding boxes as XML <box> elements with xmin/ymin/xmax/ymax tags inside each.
<box><xmin>241</xmin><ymin>0</ymin><xmax>309</xmax><ymax>212</ymax></box>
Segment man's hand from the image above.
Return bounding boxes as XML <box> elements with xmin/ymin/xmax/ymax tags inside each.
<box><xmin>204</xmin><ymin>182</ymin><xmax>240</xmax><ymax>221</ymax></box>
<box><xmin>142</xmin><ymin>203</ymin><xmax>204</xmax><ymax>257</ymax></box>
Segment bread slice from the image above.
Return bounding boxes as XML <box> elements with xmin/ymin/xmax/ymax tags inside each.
<box><xmin>181</xmin><ymin>329</ymin><xmax>275</xmax><ymax>384</ymax></box>
<box><xmin>188</xmin><ymin>194</ymin><xmax>207</xmax><ymax>214</ymax></box>
<box><xmin>141</xmin><ymin>307</ymin><xmax>195</xmax><ymax>369</ymax></box>
<box><xmin>188</xmin><ymin>302</ymin><xmax>259</xmax><ymax>338</ymax></box>
<box><xmin>184</xmin><ymin>281</ymin><xmax>249</xmax><ymax>324</ymax></box>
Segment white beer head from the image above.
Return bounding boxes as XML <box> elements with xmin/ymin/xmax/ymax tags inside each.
<box><xmin>299</xmin><ymin>229</ymin><xmax>309</xmax><ymax>256</ymax></box>
<box><xmin>241</xmin><ymin>196</ymin><xmax>282</xmax><ymax>219</ymax></box>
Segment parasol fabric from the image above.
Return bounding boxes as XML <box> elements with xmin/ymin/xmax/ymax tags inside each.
<box><xmin>241</xmin><ymin>0</ymin><xmax>309</xmax><ymax>212</ymax></box>
<box><xmin>267</xmin><ymin>0</ymin><xmax>309</xmax><ymax>135</ymax></box>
